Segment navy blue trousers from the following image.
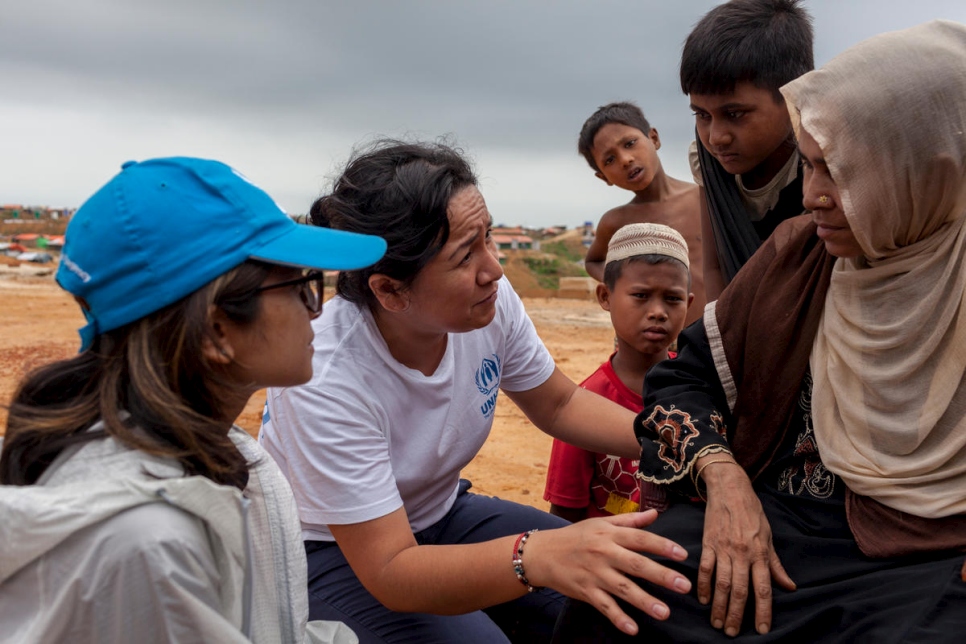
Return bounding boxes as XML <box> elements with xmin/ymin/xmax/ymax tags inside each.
<box><xmin>306</xmin><ymin>480</ymin><xmax>569</xmax><ymax>644</ymax></box>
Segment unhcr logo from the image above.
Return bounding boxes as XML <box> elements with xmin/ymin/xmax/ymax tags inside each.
<box><xmin>476</xmin><ymin>353</ymin><xmax>501</xmax><ymax>418</ymax></box>
<box><xmin>61</xmin><ymin>253</ymin><xmax>92</xmax><ymax>283</ymax></box>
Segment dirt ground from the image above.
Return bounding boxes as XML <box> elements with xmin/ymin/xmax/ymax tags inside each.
<box><xmin>0</xmin><ymin>271</ymin><xmax>614</xmax><ymax>510</ymax></box>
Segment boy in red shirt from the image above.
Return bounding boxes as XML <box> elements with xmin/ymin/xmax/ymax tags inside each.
<box><xmin>544</xmin><ymin>223</ymin><xmax>693</xmax><ymax>521</ymax></box>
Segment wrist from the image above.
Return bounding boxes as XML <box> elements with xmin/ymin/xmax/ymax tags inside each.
<box><xmin>700</xmin><ymin>459</ymin><xmax>739</xmax><ymax>483</ymax></box>
<box><xmin>692</xmin><ymin>454</ymin><xmax>740</xmax><ymax>501</ymax></box>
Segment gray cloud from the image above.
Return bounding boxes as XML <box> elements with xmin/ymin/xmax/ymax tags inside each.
<box><xmin>2</xmin><ymin>1</ymin><xmax>964</xmax><ymax>226</ymax></box>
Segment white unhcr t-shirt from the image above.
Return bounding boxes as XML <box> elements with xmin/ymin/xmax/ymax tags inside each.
<box><xmin>259</xmin><ymin>276</ymin><xmax>555</xmax><ymax>541</ymax></box>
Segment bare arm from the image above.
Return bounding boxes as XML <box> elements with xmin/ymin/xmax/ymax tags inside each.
<box><xmin>330</xmin><ymin>506</ymin><xmax>692</xmax><ymax>636</ymax></box>
<box><xmin>584</xmin><ymin>216</ymin><xmax>617</xmax><ymax>282</ymax></box>
<box><xmin>584</xmin><ymin>261</ymin><xmax>605</xmax><ymax>283</ymax></box>
<box><xmin>330</xmin><ymin>508</ymin><xmax>524</xmax><ymax>614</ymax></box>
<box><xmin>328</xmin><ymin>367</ymin><xmax>690</xmax><ymax>632</ymax></box>
<box><xmin>699</xmin><ymin>188</ymin><xmax>725</xmax><ymax>301</ymax></box>
<box><xmin>505</xmin><ymin>367</ymin><xmax>639</xmax><ymax>459</ymax></box>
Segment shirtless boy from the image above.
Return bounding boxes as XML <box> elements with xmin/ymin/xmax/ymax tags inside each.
<box><xmin>579</xmin><ymin>101</ymin><xmax>706</xmax><ymax>325</ymax></box>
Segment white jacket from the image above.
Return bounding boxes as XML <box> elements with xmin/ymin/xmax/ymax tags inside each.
<box><xmin>0</xmin><ymin>426</ymin><xmax>356</xmax><ymax>644</ymax></box>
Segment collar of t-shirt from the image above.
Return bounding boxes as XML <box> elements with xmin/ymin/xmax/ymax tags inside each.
<box><xmin>735</xmin><ymin>149</ymin><xmax>801</xmax><ymax>221</ymax></box>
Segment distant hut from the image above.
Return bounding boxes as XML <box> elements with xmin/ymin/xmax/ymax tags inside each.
<box><xmin>492</xmin><ymin>234</ymin><xmax>533</xmax><ymax>251</ymax></box>
<box><xmin>12</xmin><ymin>233</ymin><xmax>43</xmax><ymax>248</ymax></box>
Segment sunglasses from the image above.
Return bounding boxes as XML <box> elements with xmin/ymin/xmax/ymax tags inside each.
<box><xmin>253</xmin><ymin>270</ymin><xmax>326</xmax><ymax>315</ymax></box>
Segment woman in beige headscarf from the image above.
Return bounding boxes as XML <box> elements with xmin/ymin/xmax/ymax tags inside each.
<box><xmin>554</xmin><ymin>20</ymin><xmax>966</xmax><ymax>643</ymax></box>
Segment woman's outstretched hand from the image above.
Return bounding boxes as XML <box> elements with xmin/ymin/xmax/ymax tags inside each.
<box><xmin>524</xmin><ymin>509</ymin><xmax>691</xmax><ymax>636</ymax></box>
<box><xmin>698</xmin><ymin>462</ymin><xmax>796</xmax><ymax>637</ymax></box>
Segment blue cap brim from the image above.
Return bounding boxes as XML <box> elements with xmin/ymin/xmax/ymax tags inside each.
<box><xmin>250</xmin><ymin>224</ymin><xmax>387</xmax><ymax>271</ymax></box>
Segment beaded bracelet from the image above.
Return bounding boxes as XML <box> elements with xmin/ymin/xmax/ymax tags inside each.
<box><xmin>512</xmin><ymin>529</ymin><xmax>540</xmax><ymax>593</ymax></box>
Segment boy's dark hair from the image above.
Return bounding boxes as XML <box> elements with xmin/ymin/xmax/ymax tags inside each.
<box><xmin>603</xmin><ymin>255</ymin><xmax>691</xmax><ymax>291</ymax></box>
<box><xmin>578</xmin><ymin>102</ymin><xmax>652</xmax><ymax>172</ymax></box>
<box><xmin>680</xmin><ymin>0</ymin><xmax>814</xmax><ymax>99</ymax></box>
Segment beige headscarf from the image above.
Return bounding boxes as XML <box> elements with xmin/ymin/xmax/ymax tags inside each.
<box><xmin>781</xmin><ymin>20</ymin><xmax>966</xmax><ymax>519</ymax></box>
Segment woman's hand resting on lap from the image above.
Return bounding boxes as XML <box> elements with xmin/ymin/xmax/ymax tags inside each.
<box><xmin>524</xmin><ymin>509</ymin><xmax>691</xmax><ymax>637</ymax></box>
<box><xmin>698</xmin><ymin>461</ymin><xmax>796</xmax><ymax>637</ymax></box>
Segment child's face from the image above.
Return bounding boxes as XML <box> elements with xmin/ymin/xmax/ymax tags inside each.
<box><xmin>689</xmin><ymin>81</ymin><xmax>793</xmax><ymax>180</ymax></box>
<box><xmin>598</xmin><ymin>260</ymin><xmax>692</xmax><ymax>357</ymax></box>
<box><xmin>591</xmin><ymin>124</ymin><xmax>662</xmax><ymax>192</ymax></box>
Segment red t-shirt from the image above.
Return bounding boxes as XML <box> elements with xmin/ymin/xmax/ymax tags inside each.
<box><xmin>544</xmin><ymin>356</ymin><xmax>644</xmax><ymax>517</ymax></box>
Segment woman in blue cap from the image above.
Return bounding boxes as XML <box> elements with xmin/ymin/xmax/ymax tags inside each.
<box><xmin>0</xmin><ymin>157</ymin><xmax>386</xmax><ymax>643</ymax></box>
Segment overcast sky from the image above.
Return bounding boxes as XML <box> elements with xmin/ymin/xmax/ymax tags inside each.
<box><xmin>3</xmin><ymin>1</ymin><xmax>964</xmax><ymax>228</ymax></box>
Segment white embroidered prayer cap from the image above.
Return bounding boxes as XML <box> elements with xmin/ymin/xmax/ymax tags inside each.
<box><xmin>604</xmin><ymin>223</ymin><xmax>689</xmax><ymax>269</ymax></box>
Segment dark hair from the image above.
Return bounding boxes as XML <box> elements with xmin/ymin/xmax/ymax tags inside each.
<box><xmin>0</xmin><ymin>261</ymin><xmax>274</xmax><ymax>488</ymax></box>
<box><xmin>680</xmin><ymin>0</ymin><xmax>814</xmax><ymax>99</ymax></box>
<box><xmin>310</xmin><ymin>139</ymin><xmax>478</xmax><ymax>311</ymax></box>
<box><xmin>578</xmin><ymin>102</ymin><xmax>653</xmax><ymax>172</ymax></box>
<box><xmin>603</xmin><ymin>254</ymin><xmax>691</xmax><ymax>291</ymax></box>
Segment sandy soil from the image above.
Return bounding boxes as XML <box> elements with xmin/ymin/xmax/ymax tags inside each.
<box><xmin>0</xmin><ymin>272</ymin><xmax>614</xmax><ymax>510</ymax></box>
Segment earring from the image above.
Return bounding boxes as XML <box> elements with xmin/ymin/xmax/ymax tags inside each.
<box><xmin>818</xmin><ymin>195</ymin><xmax>831</xmax><ymax>206</ymax></box>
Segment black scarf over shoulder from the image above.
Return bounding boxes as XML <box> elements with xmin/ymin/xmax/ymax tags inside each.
<box><xmin>697</xmin><ymin>131</ymin><xmax>804</xmax><ymax>284</ymax></box>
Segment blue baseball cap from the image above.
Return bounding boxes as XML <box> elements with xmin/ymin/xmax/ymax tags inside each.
<box><xmin>57</xmin><ymin>157</ymin><xmax>387</xmax><ymax>350</ymax></box>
